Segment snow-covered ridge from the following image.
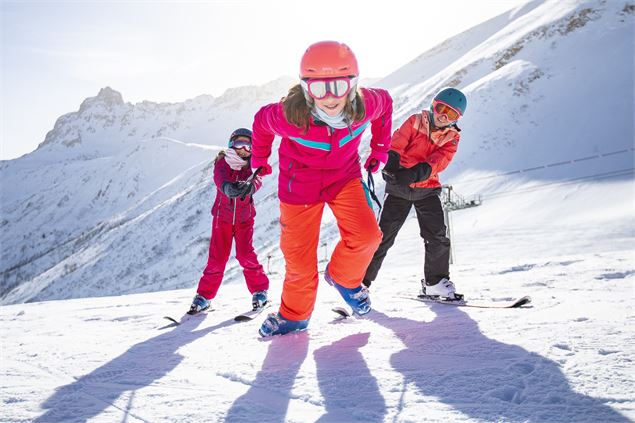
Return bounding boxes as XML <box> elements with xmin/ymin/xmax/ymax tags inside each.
<box><xmin>1</xmin><ymin>0</ymin><xmax>633</xmax><ymax>305</ymax></box>
<box><xmin>31</xmin><ymin>77</ymin><xmax>295</xmax><ymax>162</ymax></box>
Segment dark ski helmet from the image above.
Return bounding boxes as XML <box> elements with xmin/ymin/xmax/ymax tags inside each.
<box><xmin>228</xmin><ymin>128</ymin><xmax>252</xmax><ymax>147</ymax></box>
<box><xmin>433</xmin><ymin>87</ymin><xmax>467</xmax><ymax>117</ymax></box>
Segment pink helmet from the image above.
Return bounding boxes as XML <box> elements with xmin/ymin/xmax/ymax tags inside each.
<box><xmin>300</xmin><ymin>41</ymin><xmax>359</xmax><ymax>79</ymax></box>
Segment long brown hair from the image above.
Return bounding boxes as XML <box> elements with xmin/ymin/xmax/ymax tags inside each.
<box><xmin>282</xmin><ymin>84</ymin><xmax>366</xmax><ymax>132</ymax></box>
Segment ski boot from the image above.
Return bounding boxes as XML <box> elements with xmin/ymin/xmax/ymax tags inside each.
<box><xmin>421</xmin><ymin>278</ymin><xmax>464</xmax><ymax>301</ymax></box>
<box><xmin>324</xmin><ymin>265</ymin><xmax>371</xmax><ymax>315</ymax></box>
<box><xmin>188</xmin><ymin>294</ymin><xmax>211</xmax><ymax>315</ymax></box>
<box><xmin>252</xmin><ymin>290</ymin><xmax>268</xmax><ymax>310</ymax></box>
<box><xmin>259</xmin><ymin>312</ymin><xmax>309</xmax><ymax>337</ymax></box>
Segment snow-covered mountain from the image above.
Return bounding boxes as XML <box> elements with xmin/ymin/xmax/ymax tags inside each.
<box><xmin>1</xmin><ymin>0</ymin><xmax>633</xmax><ymax>305</ymax></box>
<box><xmin>0</xmin><ymin>78</ymin><xmax>294</xmax><ymax>304</ymax></box>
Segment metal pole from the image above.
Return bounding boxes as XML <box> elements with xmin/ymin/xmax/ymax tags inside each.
<box><xmin>444</xmin><ymin>206</ymin><xmax>453</xmax><ymax>264</ymax></box>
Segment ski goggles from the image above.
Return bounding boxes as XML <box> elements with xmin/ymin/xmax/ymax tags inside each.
<box><xmin>230</xmin><ymin>139</ymin><xmax>252</xmax><ymax>152</ymax></box>
<box><xmin>300</xmin><ymin>77</ymin><xmax>358</xmax><ymax>100</ymax></box>
<box><xmin>433</xmin><ymin>100</ymin><xmax>461</xmax><ymax>121</ymax></box>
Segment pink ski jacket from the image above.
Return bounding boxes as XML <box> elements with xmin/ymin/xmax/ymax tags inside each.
<box><xmin>211</xmin><ymin>155</ymin><xmax>262</xmax><ymax>224</ymax></box>
<box><xmin>251</xmin><ymin>88</ymin><xmax>393</xmax><ymax>205</ymax></box>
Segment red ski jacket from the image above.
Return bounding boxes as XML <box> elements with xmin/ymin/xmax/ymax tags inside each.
<box><xmin>390</xmin><ymin>111</ymin><xmax>461</xmax><ymax>189</ymax></box>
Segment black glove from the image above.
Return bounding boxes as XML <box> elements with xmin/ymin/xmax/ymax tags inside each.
<box><xmin>393</xmin><ymin>162</ymin><xmax>432</xmax><ymax>186</ymax></box>
<box><xmin>384</xmin><ymin>151</ymin><xmax>401</xmax><ymax>172</ymax></box>
<box><xmin>381</xmin><ymin>170</ymin><xmax>397</xmax><ymax>184</ymax></box>
<box><xmin>381</xmin><ymin>151</ymin><xmax>401</xmax><ymax>183</ymax></box>
<box><xmin>236</xmin><ymin>181</ymin><xmax>256</xmax><ymax>197</ymax></box>
<box><xmin>394</xmin><ymin>168</ymin><xmax>417</xmax><ymax>186</ymax></box>
<box><xmin>412</xmin><ymin>162</ymin><xmax>432</xmax><ymax>182</ymax></box>
<box><xmin>222</xmin><ymin>182</ymin><xmax>244</xmax><ymax>198</ymax></box>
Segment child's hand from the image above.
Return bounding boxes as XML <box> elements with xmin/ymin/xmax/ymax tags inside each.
<box><xmin>222</xmin><ymin>182</ymin><xmax>245</xmax><ymax>198</ymax></box>
<box><xmin>394</xmin><ymin>168</ymin><xmax>416</xmax><ymax>186</ymax></box>
<box><xmin>393</xmin><ymin>162</ymin><xmax>432</xmax><ymax>186</ymax></box>
<box><xmin>384</xmin><ymin>151</ymin><xmax>401</xmax><ymax>172</ymax></box>
<box><xmin>236</xmin><ymin>181</ymin><xmax>256</xmax><ymax>197</ymax></box>
<box><xmin>251</xmin><ymin>158</ymin><xmax>272</xmax><ymax>176</ymax></box>
<box><xmin>364</xmin><ymin>151</ymin><xmax>388</xmax><ymax>173</ymax></box>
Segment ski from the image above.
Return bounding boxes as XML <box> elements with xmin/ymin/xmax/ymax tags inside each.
<box><xmin>406</xmin><ymin>295</ymin><xmax>531</xmax><ymax>309</ymax></box>
<box><xmin>332</xmin><ymin>306</ymin><xmax>352</xmax><ymax>318</ymax></box>
<box><xmin>163</xmin><ymin>307</ymin><xmax>213</xmax><ymax>326</ymax></box>
<box><xmin>234</xmin><ymin>302</ymin><xmax>272</xmax><ymax>322</ymax></box>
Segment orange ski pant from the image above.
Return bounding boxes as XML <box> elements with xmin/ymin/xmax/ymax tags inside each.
<box><xmin>278</xmin><ymin>178</ymin><xmax>382</xmax><ymax>321</ymax></box>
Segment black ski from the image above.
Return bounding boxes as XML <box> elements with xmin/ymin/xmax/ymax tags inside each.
<box><xmin>332</xmin><ymin>306</ymin><xmax>352</xmax><ymax>318</ymax></box>
<box><xmin>163</xmin><ymin>307</ymin><xmax>213</xmax><ymax>326</ymax></box>
<box><xmin>234</xmin><ymin>302</ymin><xmax>272</xmax><ymax>322</ymax></box>
<box><xmin>407</xmin><ymin>295</ymin><xmax>532</xmax><ymax>309</ymax></box>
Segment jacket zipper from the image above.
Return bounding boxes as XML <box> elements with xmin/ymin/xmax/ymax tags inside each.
<box><xmin>232</xmin><ymin>169</ymin><xmax>237</xmax><ymax>225</ymax></box>
<box><xmin>232</xmin><ymin>198</ymin><xmax>236</xmax><ymax>225</ymax></box>
<box><xmin>288</xmin><ymin>162</ymin><xmax>294</xmax><ymax>192</ymax></box>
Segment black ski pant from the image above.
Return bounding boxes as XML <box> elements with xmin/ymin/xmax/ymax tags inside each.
<box><xmin>364</xmin><ymin>192</ymin><xmax>450</xmax><ymax>285</ymax></box>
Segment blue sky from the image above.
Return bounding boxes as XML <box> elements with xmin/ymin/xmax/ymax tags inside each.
<box><xmin>1</xmin><ymin>0</ymin><xmax>524</xmax><ymax>160</ymax></box>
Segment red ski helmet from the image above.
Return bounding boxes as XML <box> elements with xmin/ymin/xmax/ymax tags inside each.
<box><xmin>300</xmin><ymin>41</ymin><xmax>359</xmax><ymax>79</ymax></box>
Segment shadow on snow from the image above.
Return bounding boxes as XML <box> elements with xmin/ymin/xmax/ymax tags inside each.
<box><xmin>35</xmin><ymin>315</ymin><xmax>233</xmax><ymax>423</ymax></box>
<box><xmin>368</xmin><ymin>304</ymin><xmax>629</xmax><ymax>422</ymax></box>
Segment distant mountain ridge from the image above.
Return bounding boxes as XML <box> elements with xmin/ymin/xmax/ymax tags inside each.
<box><xmin>1</xmin><ymin>0</ymin><xmax>633</xmax><ymax>304</ymax></box>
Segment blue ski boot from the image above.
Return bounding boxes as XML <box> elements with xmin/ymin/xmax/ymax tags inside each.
<box><xmin>325</xmin><ymin>265</ymin><xmax>371</xmax><ymax>315</ymax></box>
<box><xmin>259</xmin><ymin>312</ymin><xmax>309</xmax><ymax>337</ymax></box>
<box><xmin>252</xmin><ymin>290</ymin><xmax>268</xmax><ymax>310</ymax></box>
<box><xmin>188</xmin><ymin>294</ymin><xmax>211</xmax><ymax>315</ymax></box>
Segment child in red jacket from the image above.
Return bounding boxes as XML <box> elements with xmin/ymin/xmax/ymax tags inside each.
<box><xmin>189</xmin><ymin>128</ymin><xmax>269</xmax><ymax>314</ymax></box>
<box><xmin>364</xmin><ymin>87</ymin><xmax>467</xmax><ymax>299</ymax></box>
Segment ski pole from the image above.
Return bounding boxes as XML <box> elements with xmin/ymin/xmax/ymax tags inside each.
<box><xmin>365</xmin><ymin>160</ymin><xmax>383</xmax><ymax>220</ymax></box>
<box><xmin>240</xmin><ymin>166</ymin><xmax>263</xmax><ymax>201</ymax></box>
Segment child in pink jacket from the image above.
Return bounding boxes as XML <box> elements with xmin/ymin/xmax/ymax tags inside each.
<box><xmin>250</xmin><ymin>41</ymin><xmax>393</xmax><ymax>336</ymax></box>
<box><xmin>189</xmin><ymin>128</ymin><xmax>269</xmax><ymax>314</ymax></box>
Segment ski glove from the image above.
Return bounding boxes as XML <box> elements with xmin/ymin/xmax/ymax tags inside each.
<box><xmin>381</xmin><ymin>151</ymin><xmax>401</xmax><ymax>183</ymax></box>
<box><xmin>250</xmin><ymin>157</ymin><xmax>272</xmax><ymax>176</ymax></box>
<box><xmin>413</xmin><ymin>162</ymin><xmax>432</xmax><ymax>182</ymax></box>
<box><xmin>384</xmin><ymin>151</ymin><xmax>401</xmax><ymax>172</ymax></box>
<box><xmin>222</xmin><ymin>181</ymin><xmax>252</xmax><ymax>198</ymax></box>
<box><xmin>394</xmin><ymin>162</ymin><xmax>432</xmax><ymax>186</ymax></box>
<box><xmin>237</xmin><ymin>181</ymin><xmax>256</xmax><ymax>197</ymax></box>
<box><xmin>364</xmin><ymin>151</ymin><xmax>388</xmax><ymax>173</ymax></box>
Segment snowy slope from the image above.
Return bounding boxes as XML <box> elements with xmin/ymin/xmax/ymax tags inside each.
<box><xmin>378</xmin><ymin>0</ymin><xmax>634</xmax><ymax>185</ymax></box>
<box><xmin>1</xmin><ymin>0</ymin><xmax>634</xmax><ymax>308</ymax></box>
<box><xmin>1</xmin><ymin>180</ymin><xmax>633</xmax><ymax>423</ymax></box>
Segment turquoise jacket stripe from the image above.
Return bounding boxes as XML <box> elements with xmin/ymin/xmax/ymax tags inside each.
<box><xmin>288</xmin><ymin>121</ymin><xmax>371</xmax><ymax>151</ymax></box>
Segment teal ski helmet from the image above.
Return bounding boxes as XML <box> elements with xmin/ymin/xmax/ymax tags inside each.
<box><xmin>433</xmin><ymin>87</ymin><xmax>467</xmax><ymax>117</ymax></box>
